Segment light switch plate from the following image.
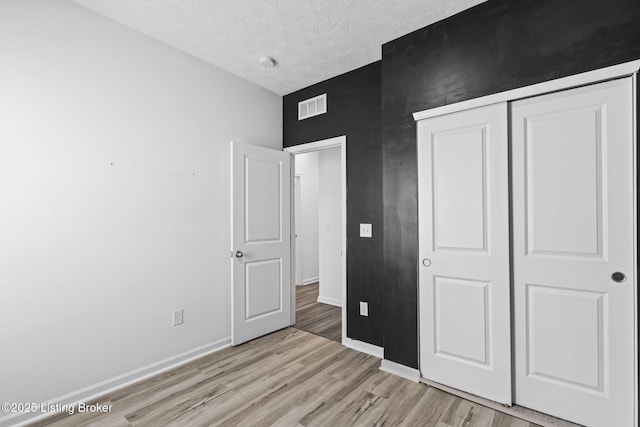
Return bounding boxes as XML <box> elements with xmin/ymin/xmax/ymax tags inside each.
<box><xmin>173</xmin><ymin>309</ymin><xmax>184</xmax><ymax>326</ymax></box>
<box><xmin>360</xmin><ymin>223</ymin><xmax>372</xmax><ymax>238</ymax></box>
<box><xmin>359</xmin><ymin>301</ymin><xmax>369</xmax><ymax>316</ymax></box>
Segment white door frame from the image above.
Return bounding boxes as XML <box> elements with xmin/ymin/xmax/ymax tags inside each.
<box><xmin>285</xmin><ymin>135</ymin><xmax>347</xmax><ymax>345</ymax></box>
<box><xmin>413</xmin><ymin>59</ymin><xmax>639</xmax><ymax>426</ymax></box>
<box><xmin>294</xmin><ymin>174</ymin><xmax>303</xmax><ymax>287</ymax></box>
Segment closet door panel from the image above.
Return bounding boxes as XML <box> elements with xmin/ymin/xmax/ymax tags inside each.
<box><xmin>523</xmin><ymin>106</ymin><xmax>603</xmax><ymax>257</ymax></box>
<box><xmin>418</xmin><ymin>102</ymin><xmax>511</xmax><ymax>404</ymax></box>
<box><xmin>512</xmin><ymin>77</ymin><xmax>635</xmax><ymax>427</ymax></box>
<box><xmin>431</xmin><ymin>125</ymin><xmax>487</xmax><ymax>251</ymax></box>
<box><xmin>433</xmin><ymin>276</ymin><xmax>490</xmax><ymax>366</ymax></box>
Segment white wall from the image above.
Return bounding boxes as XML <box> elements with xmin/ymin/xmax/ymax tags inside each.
<box><xmin>294</xmin><ymin>151</ymin><xmax>319</xmax><ymax>285</ymax></box>
<box><xmin>0</xmin><ymin>1</ymin><xmax>281</xmax><ymax>425</ymax></box>
<box><xmin>318</xmin><ymin>147</ymin><xmax>342</xmax><ymax>306</ymax></box>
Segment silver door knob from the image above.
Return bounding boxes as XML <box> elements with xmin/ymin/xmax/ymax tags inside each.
<box><xmin>235</xmin><ymin>251</ymin><xmax>244</xmax><ymax>258</ymax></box>
<box><xmin>422</xmin><ymin>258</ymin><xmax>431</xmax><ymax>267</ymax></box>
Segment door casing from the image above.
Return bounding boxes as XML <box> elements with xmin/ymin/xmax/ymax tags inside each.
<box><xmin>294</xmin><ymin>174</ymin><xmax>303</xmax><ymax>287</ymax></box>
<box><xmin>285</xmin><ymin>135</ymin><xmax>347</xmax><ymax>344</ymax></box>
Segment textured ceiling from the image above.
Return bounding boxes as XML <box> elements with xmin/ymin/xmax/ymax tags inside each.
<box><xmin>70</xmin><ymin>0</ymin><xmax>487</xmax><ymax>95</ymax></box>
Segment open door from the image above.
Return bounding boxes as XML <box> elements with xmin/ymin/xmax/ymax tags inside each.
<box><xmin>231</xmin><ymin>141</ymin><xmax>291</xmax><ymax>345</ymax></box>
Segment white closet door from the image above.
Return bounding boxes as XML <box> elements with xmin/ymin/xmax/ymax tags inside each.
<box><xmin>418</xmin><ymin>102</ymin><xmax>512</xmax><ymax>404</ymax></box>
<box><xmin>512</xmin><ymin>78</ymin><xmax>635</xmax><ymax>427</ymax></box>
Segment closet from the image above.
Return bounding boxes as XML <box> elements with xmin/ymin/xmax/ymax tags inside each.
<box><xmin>416</xmin><ymin>77</ymin><xmax>635</xmax><ymax>427</ymax></box>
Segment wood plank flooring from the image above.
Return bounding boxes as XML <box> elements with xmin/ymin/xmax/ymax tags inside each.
<box><xmin>294</xmin><ymin>282</ymin><xmax>341</xmax><ymax>342</ymax></box>
<box><xmin>30</xmin><ymin>328</ymin><xmax>539</xmax><ymax>427</ymax></box>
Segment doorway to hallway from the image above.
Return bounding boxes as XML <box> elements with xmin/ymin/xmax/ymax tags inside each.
<box><xmin>286</xmin><ymin>136</ymin><xmax>346</xmax><ymax>344</ymax></box>
<box><xmin>294</xmin><ymin>282</ymin><xmax>341</xmax><ymax>342</ymax></box>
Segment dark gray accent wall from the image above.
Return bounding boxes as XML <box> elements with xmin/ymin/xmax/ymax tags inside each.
<box><xmin>283</xmin><ymin>0</ymin><xmax>640</xmax><ymax>371</ymax></box>
<box><xmin>283</xmin><ymin>62</ymin><xmax>383</xmax><ymax>346</ymax></box>
<box><xmin>381</xmin><ymin>0</ymin><xmax>640</xmax><ymax>368</ymax></box>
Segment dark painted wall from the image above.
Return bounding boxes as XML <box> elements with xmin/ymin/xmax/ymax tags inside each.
<box><xmin>381</xmin><ymin>0</ymin><xmax>640</xmax><ymax>368</ymax></box>
<box><xmin>283</xmin><ymin>62</ymin><xmax>383</xmax><ymax>346</ymax></box>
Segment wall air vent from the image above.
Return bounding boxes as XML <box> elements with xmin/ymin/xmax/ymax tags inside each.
<box><xmin>298</xmin><ymin>93</ymin><xmax>327</xmax><ymax>120</ymax></box>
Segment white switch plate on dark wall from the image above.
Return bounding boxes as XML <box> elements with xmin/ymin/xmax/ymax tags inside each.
<box><xmin>359</xmin><ymin>301</ymin><xmax>369</xmax><ymax>316</ymax></box>
<box><xmin>360</xmin><ymin>223</ymin><xmax>372</xmax><ymax>238</ymax></box>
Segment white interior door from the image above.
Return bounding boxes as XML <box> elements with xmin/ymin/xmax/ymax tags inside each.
<box><xmin>418</xmin><ymin>102</ymin><xmax>512</xmax><ymax>404</ymax></box>
<box><xmin>231</xmin><ymin>141</ymin><xmax>291</xmax><ymax>345</ymax></box>
<box><xmin>512</xmin><ymin>78</ymin><xmax>635</xmax><ymax>427</ymax></box>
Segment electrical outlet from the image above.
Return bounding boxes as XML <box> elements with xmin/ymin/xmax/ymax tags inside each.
<box><xmin>173</xmin><ymin>309</ymin><xmax>184</xmax><ymax>326</ymax></box>
<box><xmin>359</xmin><ymin>301</ymin><xmax>369</xmax><ymax>316</ymax></box>
<box><xmin>360</xmin><ymin>223</ymin><xmax>372</xmax><ymax>238</ymax></box>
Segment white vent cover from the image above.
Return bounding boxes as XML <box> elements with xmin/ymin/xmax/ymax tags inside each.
<box><xmin>298</xmin><ymin>93</ymin><xmax>327</xmax><ymax>120</ymax></box>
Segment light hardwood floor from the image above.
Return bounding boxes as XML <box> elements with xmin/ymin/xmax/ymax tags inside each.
<box><xmin>294</xmin><ymin>282</ymin><xmax>341</xmax><ymax>342</ymax></box>
<box><xmin>30</xmin><ymin>327</ymin><xmax>539</xmax><ymax>426</ymax></box>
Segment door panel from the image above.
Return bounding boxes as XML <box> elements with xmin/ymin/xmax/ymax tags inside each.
<box><xmin>525</xmin><ymin>285</ymin><xmax>605</xmax><ymax>392</ymax></box>
<box><xmin>245</xmin><ymin>157</ymin><xmax>282</xmax><ymax>243</ymax></box>
<box><xmin>245</xmin><ymin>259</ymin><xmax>282</xmax><ymax>319</ymax></box>
<box><xmin>418</xmin><ymin>102</ymin><xmax>511</xmax><ymax>404</ymax></box>
<box><xmin>512</xmin><ymin>78</ymin><xmax>635</xmax><ymax>427</ymax></box>
<box><xmin>432</xmin><ymin>125</ymin><xmax>488</xmax><ymax>251</ymax></box>
<box><xmin>231</xmin><ymin>142</ymin><xmax>291</xmax><ymax>345</ymax></box>
<box><xmin>434</xmin><ymin>276</ymin><xmax>490</xmax><ymax>366</ymax></box>
<box><xmin>523</xmin><ymin>104</ymin><xmax>604</xmax><ymax>257</ymax></box>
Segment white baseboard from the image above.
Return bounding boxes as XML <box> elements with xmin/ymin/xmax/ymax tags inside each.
<box><xmin>317</xmin><ymin>296</ymin><xmax>342</xmax><ymax>307</ymax></box>
<box><xmin>380</xmin><ymin>359</ymin><xmax>420</xmax><ymax>383</ymax></box>
<box><xmin>1</xmin><ymin>337</ymin><xmax>231</xmax><ymax>427</ymax></box>
<box><xmin>344</xmin><ymin>337</ymin><xmax>384</xmax><ymax>359</ymax></box>
<box><xmin>302</xmin><ymin>276</ymin><xmax>319</xmax><ymax>285</ymax></box>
